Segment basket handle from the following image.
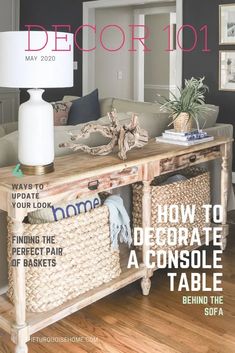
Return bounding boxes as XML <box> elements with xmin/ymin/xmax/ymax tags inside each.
<box><xmin>88</xmin><ymin>180</ymin><xmax>100</xmax><ymax>191</ymax></box>
<box><xmin>189</xmin><ymin>155</ymin><xmax>197</xmax><ymax>163</ymax></box>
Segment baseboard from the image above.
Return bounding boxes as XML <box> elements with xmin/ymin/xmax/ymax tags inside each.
<box><xmin>0</xmin><ymin>285</ymin><xmax>8</xmax><ymax>296</ymax></box>
<box><xmin>233</xmin><ymin>172</ymin><xmax>235</xmax><ymax>184</ymax></box>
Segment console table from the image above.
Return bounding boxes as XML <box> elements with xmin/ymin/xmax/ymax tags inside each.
<box><xmin>0</xmin><ymin>137</ymin><xmax>232</xmax><ymax>353</ymax></box>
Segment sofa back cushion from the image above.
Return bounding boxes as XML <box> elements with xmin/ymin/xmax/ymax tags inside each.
<box><xmin>137</xmin><ymin>112</ymin><xmax>170</xmax><ymax>138</ymax></box>
<box><xmin>0</xmin><ymin>131</ymin><xmax>18</xmax><ymax>167</ymax></box>
<box><xmin>192</xmin><ymin>104</ymin><xmax>219</xmax><ymax>129</ymax></box>
<box><xmin>0</xmin><ymin>121</ymin><xmax>18</xmax><ymax>137</ymax></box>
<box><xmin>0</xmin><ymin>126</ymin><xmax>5</xmax><ymax>138</ymax></box>
<box><xmin>98</xmin><ymin>111</ymin><xmax>170</xmax><ymax>138</ymax></box>
<box><xmin>99</xmin><ymin>98</ymin><xmax>114</xmax><ymax>116</ymax></box>
<box><xmin>112</xmin><ymin>98</ymin><xmax>161</xmax><ymax>115</ymax></box>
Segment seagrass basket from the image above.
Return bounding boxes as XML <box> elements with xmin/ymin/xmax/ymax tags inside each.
<box><xmin>173</xmin><ymin>112</ymin><xmax>193</xmax><ymax>132</ymax></box>
<box><xmin>132</xmin><ymin>167</ymin><xmax>210</xmax><ymax>251</ymax></box>
<box><xmin>7</xmin><ymin>206</ymin><xmax>121</xmax><ymax>312</ymax></box>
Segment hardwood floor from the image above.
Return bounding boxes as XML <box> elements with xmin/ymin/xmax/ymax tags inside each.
<box><xmin>0</xmin><ymin>224</ymin><xmax>235</xmax><ymax>353</ymax></box>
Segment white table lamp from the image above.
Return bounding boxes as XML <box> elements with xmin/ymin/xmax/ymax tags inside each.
<box><xmin>0</xmin><ymin>31</ymin><xmax>74</xmax><ymax>175</ymax></box>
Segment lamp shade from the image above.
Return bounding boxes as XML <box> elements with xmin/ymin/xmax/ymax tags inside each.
<box><xmin>0</xmin><ymin>31</ymin><xmax>74</xmax><ymax>88</ymax></box>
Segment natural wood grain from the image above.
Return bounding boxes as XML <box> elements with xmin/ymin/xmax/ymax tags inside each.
<box><xmin>10</xmin><ymin>217</ymin><xmax>29</xmax><ymax>353</ymax></box>
<box><xmin>141</xmin><ymin>181</ymin><xmax>152</xmax><ymax>295</ymax></box>
<box><xmin>220</xmin><ymin>142</ymin><xmax>232</xmax><ymax>250</ymax></box>
<box><xmin>159</xmin><ymin>146</ymin><xmax>221</xmax><ymax>174</ymax></box>
<box><xmin>0</xmin><ymin>137</ymin><xmax>231</xmax><ymax>191</ymax></box>
<box><xmin>0</xmin><ymin>251</ymin><xmax>144</xmax><ymax>336</ymax></box>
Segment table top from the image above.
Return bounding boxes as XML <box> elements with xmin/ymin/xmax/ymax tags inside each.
<box><xmin>0</xmin><ymin>137</ymin><xmax>232</xmax><ymax>192</ymax></box>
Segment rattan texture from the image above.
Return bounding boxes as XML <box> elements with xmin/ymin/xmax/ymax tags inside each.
<box><xmin>8</xmin><ymin>206</ymin><xmax>121</xmax><ymax>312</ymax></box>
<box><xmin>173</xmin><ymin>113</ymin><xmax>193</xmax><ymax>132</ymax></box>
<box><xmin>132</xmin><ymin>167</ymin><xmax>211</xmax><ymax>251</ymax></box>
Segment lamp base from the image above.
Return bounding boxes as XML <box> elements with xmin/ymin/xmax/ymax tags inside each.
<box><xmin>21</xmin><ymin>163</ymin><xmax>54</xmax><ymax>176</ymax></box>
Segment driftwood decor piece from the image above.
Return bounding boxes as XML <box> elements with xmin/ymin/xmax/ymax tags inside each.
<box><xmin>59</xmin><ymin>110</ymin><xmax>149</xmax><ymax>160</ymax></box>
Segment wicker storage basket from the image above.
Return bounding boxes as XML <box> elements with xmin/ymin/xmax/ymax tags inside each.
<box><xmin>132</xmin><ymin>167</ymin><xmax>210</xmax><ymax>251</ymax></box>
<box><xmin>8</xmin><ymin>206</ymin><xmax>121</xmax><ymax>312</ymax></box>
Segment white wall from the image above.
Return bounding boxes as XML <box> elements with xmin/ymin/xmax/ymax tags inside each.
<box><xmin>95</xmin><ymin>7</ymin><xmax>134</xmax><ymax>100</ymax></box>
<box><xmin>144</xmin><ymin>13</ymin><xmax>170</xmax><ymax>102</ymax></box>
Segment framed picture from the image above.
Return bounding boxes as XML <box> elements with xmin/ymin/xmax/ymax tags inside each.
<box><xmin>219</xmin><ymin>4</ymin><xmax>235</xmax><ymax>44</ymax></box>
<box><xmin>219</xmin><ymin>51</ymin><xmax>235</xmax><ymax>91</ymax></box>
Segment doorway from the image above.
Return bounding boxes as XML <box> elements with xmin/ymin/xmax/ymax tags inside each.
<box><xmin>133</xmin><ymin>6</ymin><xmax>177</xmax><ymax>102</ymax></box>
<box><xmin>145</xmin><ymin>13</ymin><xmax>176</xmax><ymax>103</ymax></box>
<box><xmin>83</xmin><ymin>0</ymin><xmax>183</xmax><ymax>101</ymax></box>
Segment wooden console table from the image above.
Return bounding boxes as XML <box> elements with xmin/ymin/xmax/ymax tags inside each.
<box><xmin>0</xmin><ymin>137</ymin><xmax>232</xmax><ymax>353</ymax></box>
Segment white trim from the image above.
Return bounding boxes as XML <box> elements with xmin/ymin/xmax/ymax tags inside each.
<box><xmin>176</xmin><ymin>0</ymin><xmax>183</xmax><ymax>92</ymax></box>
<box><xmin>232</xmin><ymin>172</ymin><xmax>235</xmax><ymax>184</ymax></box>
<box><xmin>133</xmin><ymin>13</ymin><xmax>145</xmax><ymax>102</ymax></box>
<box><xmin>144</xmin><ymin>84</ymin><xmax>176</xmax><ymax>90</ymax></box>
<box><xmin>0</xmin><ymin>286</ymin><xmax>8</xmax><ymax>296</ymax></box>
<box><xmin>82</xmin><ymin>6</ymin><xmax>95</xmax><ymax>95</ymax></box>
<box><xmin>133</xmin><ymin>5</ymin><xmax>177</xmax><ymax>101</ymax></box>
<box><xmin>83</xmin><ymin>0</ymin><xmax>183</xmax><ymax>96</ymax></box>
<box><xmin>134</xmin><ymin>6</ymin><xmax>176</xmax><ymax>15</ymax></box>
<box><xmin>84</xmin><ymin>0</ymin><xmax>175</xmax><ymax>9</ymax></box>
<box><xmin>169</xmin><ymin>12</ymin><xmax>177</xmax><ymax>97</ymax></box>
<box><xmin>13</xmin><ymin>0</ymin><xmax>20</xmax><ymax>30</ymax></box>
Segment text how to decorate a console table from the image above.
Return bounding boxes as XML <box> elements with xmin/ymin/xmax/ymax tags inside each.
<box><xmin>0</xmin><ymin>137</ymin><xmax>233</xmax><ymax>353</ymax></box>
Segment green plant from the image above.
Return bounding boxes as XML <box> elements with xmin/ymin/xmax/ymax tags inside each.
<box><xmin>157</xmin><ymin>77</ymin><xmax>211</xmax><ymax>130</ymax></box>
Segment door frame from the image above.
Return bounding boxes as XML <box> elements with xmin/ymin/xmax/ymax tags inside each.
<box><xmin>133</xmin><ymin>5</ymin><xmax>177</xmax><ymax>101</ymax></box>
<box><xmin>83</xmin><ymin>0</ymin><xmax>183</xmax><ymax>98</ymax></box>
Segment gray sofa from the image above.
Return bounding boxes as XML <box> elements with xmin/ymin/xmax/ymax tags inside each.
<box><xmin>0</xmin><ymin>97</ymin><xmax>234</xmax><ymax>292</ymax></box>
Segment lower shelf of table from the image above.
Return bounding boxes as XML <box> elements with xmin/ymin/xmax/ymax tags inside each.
<box><xmin>0</xmin><ymin>261</ymin><xmax>145</xmax><ymax>337</ymax></box>
<box><xmin>0</xmin><ymin>224</ymin><xmax>228</xmax><ymax>338</ymax></box>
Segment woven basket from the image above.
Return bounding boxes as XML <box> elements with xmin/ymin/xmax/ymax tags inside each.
<box><xmin>8</xmin><ymin>206</ymin><xmax>121</xmax><ymax>312</ymax></box>
<box><xmin>132</xmin><ymin>167</ymin><xmax>210</xmax><ymax>251</ymax></box>
<box><xmin>173</xmin><ymin>112</ymin><xmax>193</xmax><ymax>132</ymax></box>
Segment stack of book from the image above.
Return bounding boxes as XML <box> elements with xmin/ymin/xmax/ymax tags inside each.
<box><xmin>156</xmin><ymin>130</ymin><xmax>214</xmax><ymax>146</ymax></box>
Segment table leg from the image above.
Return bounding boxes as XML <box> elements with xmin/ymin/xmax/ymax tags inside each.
<box><xmin>141</xmin><ymin>180</ymin><xmax>152</xmax><ymax>296</ymax></box>
<box><xmin>10</xmin><ymin>217</ymin><xmax>28</xmax><ymax>353</ymax></box>
<box><xmin>220</xmin><ymin>142</ymin><xmax>231</xmax><ymax>251</ymax></box>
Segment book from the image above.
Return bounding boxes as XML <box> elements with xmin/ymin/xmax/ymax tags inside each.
<box><xmin>162</xmin><ymin>131</ymin><xmax>208</xmax><ymax>141</ymax></box>
<box><xmin>164</xmin><ymin>129</ymin><xmax>199</xmax><ymax>136</ymax></box>
<box><xmin>156</xmin><ymin>136</ymin><xmax>214</xmax><ymax>146</ymax></box>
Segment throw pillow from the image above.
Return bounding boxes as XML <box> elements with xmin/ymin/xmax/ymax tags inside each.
<box><xmin>67</xmin><ymin>89</ymin><xmax>100</xmax><ymax>125</ymax></box>
<box><xmin>112</xmin><ymin>98</ymin><xmax>161</xmax><ymax>114</ymax></box>
<box><xmin>52</xmin><ymin>101</ymin><xmax>72</xmax><ymax>126</ymax></box>
<box><xmin>28</xmin><ymin>194</ymin><xmax>101</xmax><ymax>224</ymax></box>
